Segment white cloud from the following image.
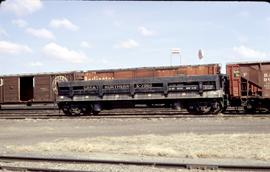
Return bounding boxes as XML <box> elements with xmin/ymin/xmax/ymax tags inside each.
<box><xmin>100</xmin><ymin>59</ymin><xmax>110</xmax><ymax>65</ymax></box>
<box><xmin>12</xmin><ymin>19</ymin><xmax>28</xmax><ymax>28</ymax></box>
<box><xmin>237</xmin><ymin>36</ymin><xmax>248</xmax><ymax>44</ymax></box>
<box><xmin>0</xmin><ymin>28</ymin><xmax>8</xmax><ymax>37</ymax></box>
<box><xmin>2</xmin><ymin>0</ymin><xmax>42</xmax><ymax>16</ymax></box>
<box><xmin>103</xmin><ymin>9</ymin><xmax>115</xmax><ymax>17</ymax></box>
<box><xmin>42</xmin><ymin>42</ymin><xmax>87</xmax><ymax>63</ymax></box>
<box><xmin>113</xmin><ymin>21</ymin><xmax>122</xmax><ymax>27</ymax></box>
<box><xmin>239</xmin><ymin>11</ymin><xmax>250</xmax><ymax>17</ymax></box>
<box><xmin>29</xmin><ymin>61</ymin><xmax>43</xmax><ymax>67</ymax></box>
<box><xmin>0</xmin><ymin>41</ymin><xmax>32</xmax><ymax>54</ymax></box>
<box><xmin>138</xmin><ymin>26</ymin><xmax>156</xmax><ymax>36</ymax></box>
<box><xmin>233</xmin><ymin>45</ymin><xmax>267</xmax><ymax>58</ymax></box>
<box><xmin>26</xmin><ymin>28</ymin><xmax>55</xmax><ymax>40</ymax></box>
<box><xmin>49</xmin><ymin>18</ymin><xmax>79</xmax><ymax>31</ymax></box>
<box><xmin>80</xmin><ymin>41</ymin><xmax>92</xmax><ymax>48</ymax></box>
<box><xmin>115</xmin><ymin>39</ymin><xmax>139</xmax><ymax>49</ymax></box>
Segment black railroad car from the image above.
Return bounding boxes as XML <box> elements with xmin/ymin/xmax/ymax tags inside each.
<box><xmin>57</xmin><ymin>74</ymin><xmax>228</xmax><ymax>115</ymax></box>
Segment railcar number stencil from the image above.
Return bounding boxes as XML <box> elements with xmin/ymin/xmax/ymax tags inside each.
<box><xmin>264</xmin><ymin>72</ymin><xmax>270</xmax><ymax>90</ymax></box>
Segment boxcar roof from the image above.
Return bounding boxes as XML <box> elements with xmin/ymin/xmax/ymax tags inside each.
<box><xmin>227</xmin><ymin>61</ymin><xmax>270</xmax><ymax>65</ymax></box>
<box><xmin>0</xmin><ymin>63</ymin><xmax>221</xmax><ymax>77</ymax></box>
<box><xmin>84</xmin><ymin>63</ymin><xmax>221</xmax><ymax>72</ymax></box>
<box><xmin>0</xmin><ymin>70</ymin><xmax>83</xmax><ymax>77</ymax></box>
<box><xmin>0</xmin><ymin>64</ymin><xmax>221</xmax><ymax>77</ymax></box>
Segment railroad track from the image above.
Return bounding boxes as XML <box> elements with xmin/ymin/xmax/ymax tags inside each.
<box><xmin>0</xmin><ymin>165</ymin><xmax>90</xmax><ymax>172</ymax></box>
<box><xmin>0</xmin><ymin>108</ymin><xmax>270</xmax><ymax>119</ymax></box>
<box><xmin>0</xmin><ymin>155</ymin><xmax>270</xmax><ymax>171</ymax></box>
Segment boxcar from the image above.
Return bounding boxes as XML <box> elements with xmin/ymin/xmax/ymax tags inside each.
<box><xmin>0</xmin><ymin>71</ymin><xmax>83</xmax><ymax>107</ymax></box>
<box><xmin>84</xmin><ymin>64</ymin><xmax>220</xmax><ymax>80</ymax></box>
<box><xmin>226</xmin><ymin>61</ymin><xmax>270</xmax><ymax>111</ymax></box>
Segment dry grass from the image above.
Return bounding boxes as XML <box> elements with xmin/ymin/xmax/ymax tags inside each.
<box><xmin>5</xmin><ymin>133</ymin><xmax>270</xmax><ymax>161</ymax></box>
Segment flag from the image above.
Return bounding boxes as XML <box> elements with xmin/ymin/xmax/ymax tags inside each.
<box><xmin>198</xmin><ymin>49</ymin><xmax>204</xmax><ymax>60</ymax></box>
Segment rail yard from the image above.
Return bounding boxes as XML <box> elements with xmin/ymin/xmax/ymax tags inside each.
<box><xmin>1</xmin><ymin>0</ymin><xmax>269</xmax><ymax>171</ymax></box>
<box><xmin>2</xmin><ymin>62</ymin><xmax>270</xmax><ymax>115</ymax></box>
<box><xmin>1</xmin><ymin>62</ymin><xmax>270</xmax><ymax>171</ymax></box>
<box><xmin>1</xmin><ymin>114</ymin><xmax>270</xmax><ymax>171</ymax></box>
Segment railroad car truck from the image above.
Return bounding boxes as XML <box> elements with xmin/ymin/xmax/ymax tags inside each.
<box><xmin>56</xmin><ymin>73</ymin><xmax>228</xmax><ymax>115</ymax></box>
<box><xmin>227</xmin><ymin>61</ymin><xmax>270</xmax><ymax>112</ymax></box>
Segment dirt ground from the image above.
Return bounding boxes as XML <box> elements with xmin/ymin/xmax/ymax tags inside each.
<box><xmin>0</xmin><ymin>116</ymin><xmax>270</xmax><ymax>171</ymax></box>
<box><xmin>4</xmin><ymin>133</ymin><xmax>270</xmax><ymax>161</ymax></box>
<box><xmin>0</xmin><ymin>161</ymin><xmax>255</xmax><ymax>172</ymax></box>
<box><xmin>1</xmin><ymin>117</ymin><xmax>270</xmax><ymax>146</ymax></box>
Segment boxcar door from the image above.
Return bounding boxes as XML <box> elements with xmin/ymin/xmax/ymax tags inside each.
<box><xmin>34</xmin><ymin>75</ymin><xmax>51</xmax><ymax>102</ymax></box>
<box><xmin>20</xmin><ymin>76</ymin><xmax>34</xmax><ymax>101</ymax></box>
<box><xmin>3</xmin><ymin>77</ymin><xmax>19</xmax><ymax>103</ymax></box>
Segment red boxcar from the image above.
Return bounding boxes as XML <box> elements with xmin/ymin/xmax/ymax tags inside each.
<box><xmin>0</xmin><ymin>71</ymin><xmax>83</xmax><ymax>106</ymax></box>
<box><xmin>226</xmin><ymin>61</ymin><xmax>270</xmax><ymax>111</ymax></box>
<box><xmin>84</xmin><ymin>64</ymin><xmax>220</xmax><ymax>81</ymax></box>
<box><xmin>0</xmin><ymin>64</ymin><xmax>220</xmax><ymax>108</ymax></box>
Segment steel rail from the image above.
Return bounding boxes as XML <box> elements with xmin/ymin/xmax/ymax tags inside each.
<box><xmin>0</xmin><ymin>114</ymin><xmax>270</xmax><ymax>120</ymax></box>
<box><xmin>0</xmin><ymin>108</ymin><xmax>269</xmax><ymax>114</ymax></box>
<box><xmin>0</xmin><ymin>113</ymin><xmax>269</xmax><ymax>120</ymax></box>
<box><xmin>0</xmin><ymin>165</ymin><xmax>94</xmax><ymax>172</ymax></box>
<box><xmin>1</xmin><ymin>104</ymin><xmax>269</xmax><ymax>114</ymax></box>
<box><xmin>0</xmin><ymin>155</ymin><xmax>270</xmax><ymax>171</ymax></box>
<box><xmin>1</xmin><ymin>107</ymin><xmax>269</xmax><ymax>114</ymax></box>
<box><xmin>0</xmin><ymin>107</ymin><xmax>270</xmax><ymax>120</ymax></box>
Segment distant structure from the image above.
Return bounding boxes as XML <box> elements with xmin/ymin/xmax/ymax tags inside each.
<box><xmin>170</xmin><ymin>48</ymin><xmax>181</xmax><ymax>65</ymax></box>
<box><xmin>198</xmin><ymin>49</ymin><xmax>204</xmax><ymax>60</ymax></box>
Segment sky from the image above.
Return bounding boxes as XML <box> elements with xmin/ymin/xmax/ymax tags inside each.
<box><xmin>0</xmin><ymin>0</ymin><xmax>270</xmax><ymax>75</ymax></box>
